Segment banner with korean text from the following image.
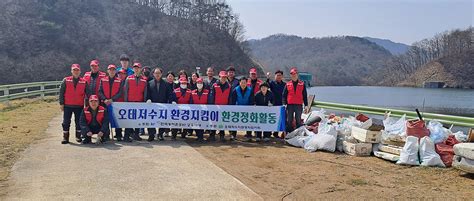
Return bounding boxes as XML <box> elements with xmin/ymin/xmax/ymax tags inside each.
<box><xmin>109</xmin><ymin>102</ymin><xmax>286</xmax><ymax>132</ymax></box>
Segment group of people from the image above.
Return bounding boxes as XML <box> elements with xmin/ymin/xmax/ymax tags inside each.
<box><xmin>59</xmin><ymin>54</ymin><xmax>309</xmax><ymax>145</ymax></box>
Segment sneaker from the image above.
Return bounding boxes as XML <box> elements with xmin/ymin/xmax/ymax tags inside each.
<box><xmin>219</xmin><ymin>135</ymin><xmax>226</xmax><ymax>142</ymax></box>
<box><xmin>147</xmin><ymin>137</ymin><xmax>155</xmax><ymax>142</ymax></box>
<box><xmin>164</xmin><ymin>132</ymin><xmax>170</xmax><ymax>137</ymax></box>
<box><xmin>207</xmin><ymin>135</ymin><xmax>216</xmax><ymax>142</ymax></box>
<box><xmin>255</xmin><ymin>138</ymin><xmax>261</xmax><ymax>142</ymax></box>
<box><xmin>123</xmin><ymin>137</ymin><xmax>132</xmax><ymax>143</ymax></box>
<box><xmin>158</xmin><ymin>134</ymin><xmax>164</xmax><ymax>141</ymax></box>
<box><xmin>263</xmin><ymin>138</ymin><xmax>270</xmax><ymax>142</ymax></box>
<box><xmin>81</xmin><ymin>139</ymin><xmax>91</xmax><ymax>144</ymax></box>
<box><xmin>132</xmin><ymin>135</ymin><xmax>143</xmax><ymax>141</ymax></box>
<box><xmin>230</xmin><ymin>135</ymin><xmax>237</xmax><ymax>141</ymax></box>
<box><xmin>116</xmin><ymin>137</ymin><xmax>123</xmax><ymax>142</ymax></box>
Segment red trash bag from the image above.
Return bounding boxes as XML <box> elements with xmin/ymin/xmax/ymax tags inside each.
<box><xmin>356</xmin><ymin>113</ymin><xmax>370</xmax><ymax>123</ymax></box>
<box><xmin>435</xmin><ymin>135</ymin><xmax>460</xmax><ymax>167</ymax></box>
<box><xmin>406</xmin><ymin>120</ymin><xmax>430</xmax><ymax>139</ymax></box>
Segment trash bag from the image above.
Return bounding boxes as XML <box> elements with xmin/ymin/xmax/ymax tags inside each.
<box><xmin>304</xmin><ymin>109</ymin><xmax>325</xmax><ymax>126</ymax></box>
<box><xmin>406</xmin><ymin>119</ymin><xmax>430</xmax><ymax>139</ymax></box>
<box><xmin>435</xmin><ymin>135</ymin><xmax>460</xmax><ymax>167</ymax></box>
<box><xmin>285</xmin><ymin>126</ymin><xmax>313</xmax><ymax>147</ymax></box>
<box><xmin>335</xmin><ymin>118</ymin><xmax>352</xmax><ymax>152</ymax></box>
<box><xmin>304</xmin><ymin>122</ymin><xmax>337</xmax><ymax>152</ymax></box>
<box><xmin>427</xmin><ymin>120</ymin><xmax>449</xmax><ymax>144</ymax></box>
<box><xmin>397</xmin><ymin>136</ymin><xmax>420</xmax><ymax>166</ymax></box>
<box><xmin>356</xmin><ymin>113</ymin><xmax>370</xmax><ymax>123</ymax></box>
<box><xmin>419</xmin><ymin>136</ymin><xmax>445</xmax><ymax>167</ymax></box>
<box><xmin>453</xmin><ymin>131</ymin><xmax>468</xmax><ymax>142</ymax></box>
<box><xmin>350</xmin><ymin>116</ymin><xmax>372</xmax><ymax>130</ymax></box>
<box><xmin>383</xmin><ymin>114</ymin><xmax>406</xmax><ymax>134</ymax></box>
<box><xmin>287</xmin><ymin>135</ymin><xmax>312</xmax><ymax>148</ymax></box>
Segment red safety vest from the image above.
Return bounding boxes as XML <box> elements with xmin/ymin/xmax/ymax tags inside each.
<box><xmin>213</xmin><ymin>82</ymin><xmax>230</xmax><ymax>105</ymax></box>
<box><xmin>126</xmin><ymin>75</ymin><xmax>147</xmax><ymax>102</ymax></box>
<box><xmin>83</xmin><ymin>71</ymin><xmax>106</xmax><ymax>95</ymax></box>
<box><xmin>84</xmin><ymin>106</ymin><xmax>105</xmax><ymax>126</ymax></box>
<box><xmin>100</xmin><ymin>76</ymin><xmax>122</xmax><ymax>100</ymax></box>
<box><xmin>64</xmin><ymin>76</ymin><xmax>86</xmax><ymax>106</ymax></box>
<box><xmin>191</xmin><ymin>89</ymin><xmax>209</xmax><ymax>104</ymax></box>
<box><xmin>174</xmin><ymin>88</ymin><xmax>192</xmax><ymax>104</ymax></box>
<box><xmin>286</xmin><ymin>80</ymin><xmax>304</xmax><ymax>105</ymax></box>
<box><xmin>247</xmin><ymin>79</ymin><xmax>263</xmax><ymax>94</ymax></box>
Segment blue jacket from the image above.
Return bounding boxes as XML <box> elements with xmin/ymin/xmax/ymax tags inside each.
<box><xmin>231</xmin><ymin>86</ymin><xmax>254</xmax><ymax>105</ymax></box>
<box><xmin>117</xmin><ymin>66</ymin><xmax>134</xmax><ymax>76</ymax></box>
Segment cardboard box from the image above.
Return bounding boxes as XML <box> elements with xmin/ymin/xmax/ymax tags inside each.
<box><xmin>351</xmin><ymin>126</ymin><xmax>381</xmax><ymax>143</ymax></box>
<box><xmin>378</xmin><ymin>144</ymin><xmax>402</xmax><ymax>156</ymax></box>
<box><xmin>467</xmin><ymin>128</ymin><xmax>474</xmax><ymax>142</ymax></box>
<box><xmin>343</xmin><ymin>141</ymin><xmax>372</xmax><ymax>156</ymax></box>
<box><xmin>374</xmin><ymin>151</ymin><xmax>399</xmax><ymax>162</ymax></box>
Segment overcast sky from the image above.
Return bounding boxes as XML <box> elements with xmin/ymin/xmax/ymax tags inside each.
<box><xmin>226</xmin><ymin>0</ymin><xmax>473</xmax><ymax>45</ymax></box>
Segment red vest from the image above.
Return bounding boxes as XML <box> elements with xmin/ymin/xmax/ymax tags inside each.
<box><xmin>83</xmin><ymin>71</ymin><xmax>106</xmax><ymax>95</ymax></box>
<box><xmin>247</xmin><ymin>79</ymin><xmax>263</xmax><ymax>94</ymax></box>
<box><xmin>191</xmin><ymin>89</ymin><xmax>209</xmax><ymax>104</ymax></box>
<box><xmin>84</xmin><ymin>106</ymin><xmax>105</xmax><ymax>126</ymax></box>
<box><xmin>126</xmin><ymin>75</ymin><xmax>147</xmax><ymax>102</ymax></box>
<box><xmin>213</xmin><ymin>82</ymin><xmax>230</xmax><ymax>105</ymax></box>
<box><xmin>174</xmin><ymin>88</ymin><xmax>192</xmax><ymax>104</ymax></box>
<box><xmin>101</xmin><ymin>77</ymin><xmax>122</xmax><ymax>100</ymax></box>
<box><xmin>64</xmin><ymin>76</ymin><xmax>87</xmax><ymax>106</ymax></box>
<box><xmin>286</xmin><ymin>80</ymin><xmax>304</xmax><ymax>105</ymax></box>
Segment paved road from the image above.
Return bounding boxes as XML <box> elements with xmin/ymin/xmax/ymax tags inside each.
<box><xmin>4</xmin><ymin>115</ymin><xmax>261</xmax><ymax>200</ymax></box>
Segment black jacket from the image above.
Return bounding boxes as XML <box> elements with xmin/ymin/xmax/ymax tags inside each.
<box><xmin>255</xmin><ymin>91</ymin><xmax>274</xmax><ymax>106</ymax></box>
<box><xmin>79</xmin><ymin>107</ymin><xmax>109</xmax><ymax>134</ymax></box>
<box><xmin>146</xmin><ymin>78</ymin><xmax>176</xmax><ymax>103</ymax></box>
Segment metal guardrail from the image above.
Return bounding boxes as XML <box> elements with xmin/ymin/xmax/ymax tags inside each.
<box><xmin>313</xmin><ymin>101</ymin><xmax>474</xmax><ymax>128</ymax></box>
<box><xmin>0</xmin><ymin>81</ymin><xmax>62</xmax><ymax>102</ymax></box>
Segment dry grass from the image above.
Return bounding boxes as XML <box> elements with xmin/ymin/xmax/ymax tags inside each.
<box><xmin>0</xmin><ymin>97</ymin><xmax>59</xmax><ymax>196</ymax></box>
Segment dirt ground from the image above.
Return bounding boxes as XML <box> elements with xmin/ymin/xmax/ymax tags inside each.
<box><xmin>0</xmin><ymin>97</ymin><xmax>59</xmax><ymax>197</ymax></box>
<box><xmin>188</xmin><ymin>136</ymin><xmax>474</xmax><ymax>200</ymax></box>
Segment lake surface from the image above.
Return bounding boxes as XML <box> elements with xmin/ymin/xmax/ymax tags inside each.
<box><xmin>308</xmin><ymin>86</ymin><xmax>474</xmax><ymax>117</ymax></box>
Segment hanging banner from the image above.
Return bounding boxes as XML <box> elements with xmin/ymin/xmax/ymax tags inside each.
<box><xmin>108</xmin><ymin>102</ymin><xmax>286</xmax><ymax>132</ymax></box>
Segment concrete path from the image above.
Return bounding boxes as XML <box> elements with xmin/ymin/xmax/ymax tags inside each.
<box><xmin>4</xmin><ymin>115</ymin><xmax>262</xmax><ymax>200</ymax></box>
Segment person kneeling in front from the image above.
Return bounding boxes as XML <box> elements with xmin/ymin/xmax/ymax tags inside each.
<box><xmin>80</xmin><ymin>95</ymin><xmax>110</xmax><ymax>144</ymax></box>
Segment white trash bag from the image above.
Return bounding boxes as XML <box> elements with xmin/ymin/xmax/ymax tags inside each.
<box><xmin>419</xmin><ymin>136</ymin><xmax>445</xmax><ymax>167</ymax></box>
<box><xmin>350</xmin><ymin>116</ymin><xmax>372</xmax><ymax>130</ymax></box>
<box><xmin>303</xmin><ymin>108</ymin><xmax>326</xmax><ymax>126</ymax></box>
<box><xmin>382</xmin><ymin>114</ymin><xmax>407</xmax><ymax>142</ymax></box>
<box><xmin>285</xmin><ymin>126</ymin><xmax>313</xmax><ymax>147</ymax></box>
<box><xmin>453</xmin><ymin>131</ymin><xmax>468</xmax><ymax>142</ymax></box>
<box><xmin>397</xmin><ymin>136</ymin><xmax>420</xmax><ymax>166</ymax></box>
<box><xmin>304</xmin><ymin>122</ymin><xmax>337</xmax><ymax>152</ymax></box>
<box><xmin>428</xmin><ymin>120</ymin><xmax>449</xmax><ymax>144</ymax></box>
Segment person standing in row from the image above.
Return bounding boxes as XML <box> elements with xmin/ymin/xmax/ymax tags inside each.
<box><xmin>80</xmin><ymin>95</ymin><xmax>109</xmax><ymax>144</ymax></box>
<box><xmin>123</xmin><ymin>63</ymin><xmax>147</xmax><ymax>142</ymax></box>
<box><xmin>117</xmin><ymin>54</ymin><xmax>133</xmax><ymax>76</ymax></box>
<box><xmin>282</xmin><ymin>67</ymin><xmax>308</xmax><ymax>133</ymax></box>
<box><xmin>84</xmin><ymin>59</ymin><xmax>106</xmax><ymax>97</ymax></box>
<box><xmin>59</xmin><ymin>64</ymin><xmax>87</xmax><ymax>144</ymax></box>
<box><xmin>171</xmin><ymin>77</ymin><xmax>192</xmax><ymax>140</ymax></box>
<box><xmin>229</xmin><ymin>77</ymin><xmax>255</xmax><ymax>141</ymax></box>
<box><xmin>266</xmin><ymin>70</ymin><xmax>286</xmax><ymax>138</ymax></box>
<box><xmin>226</xmin><ymin>66</ymin><xmax>240</xmax><ymax>89</ymax></box>
<box><xmin>190</xmin><ymin>78</ymin><xmax>209</xmax><ymax>142</ymax></box>
<box><xmin>254</xmin><ymin>82</ymin><xmax>274</xmax><ymax>142</ymax></box>
<box><xmin>98</xmin><ymin>64</ymin><xmax>123</xmax><ymax>141</ymax></box>
<box><xmin>208</xmin><ymin>71</ymin><xmax>231</xmax><ymax>142</ymax></box>
<box><xmin>189</xmin><ymin>72</ymin><xmax>199</xmax><ymax>91</ymax></box>
<box><xmin>205</xmin><ymin>67</ymin><xmax>218</xmax><ymax>90</ymax></box>
<box><xmin>146</xmin><ymin>68</ymin><xmax>176</xmax><ymax>142</ymax></box>
<box><xmin>248</xmin><ymin>68</ymin><xmax>263</xmax><ymax>95</ymax></box>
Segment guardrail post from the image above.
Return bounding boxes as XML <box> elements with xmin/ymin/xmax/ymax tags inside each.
<box><xmin>3</xmin><ymin>88</ymin><xmax>10</xmax><ymax>106</ymax></box>
<box><xmin>40</xmin><ymin>83</ymin><xmax>45</xmax><ymax>99</ymax></box>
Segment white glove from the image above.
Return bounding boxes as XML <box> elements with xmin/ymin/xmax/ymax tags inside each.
<box><xmin>172</xmin><ymin>101</ymin><xmax>177</xmax><ymax>105</ymax></box>
<box><xmin>146</xmin><ymin>99</ymin><xmax>152</xmax><ymax>104</ymax></box>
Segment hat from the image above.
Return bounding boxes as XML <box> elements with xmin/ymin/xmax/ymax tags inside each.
<box><xmin>71</xmin><ymin>64</ymin><xmax>80</xmax><ymax>70</ymax></box>
<box><xmin>119</xmin><ymin>69</ymin><xmax>127</xmax><ymax>74</ymax></box>
<box><xmin>196</xmin><ymin>78</ymin><xmax>204</xmax><ymax>83</ymax></box>
<box><xmin>249</xmin><ymin>68</ymin><xmax>257</xmax><ymax>74</ymax></box>
<box><xmin>226</xmin><ymin>66</ymin><xmax>235</xmax><ymax>72</ymax></box>
<box><xmin>290</xmin><ymin>67</ymin><xmax>298</xmax><ymax>74</ymax></box>
<box><xmin>90</xmin><ymin>60</ymin><xmax>99</xmax><ymax>66</ymax></box>
<box><xmin>120</xmin><ymin>54</ymin><xmax>129</xmax><ymax>61</ymax></box>
<box><xmin>132</xmin><ymin>63</ymin><xmax>142</xmax><ymax>68</ymax></box>
<box><xmin>219</xmin><ymin>71</ymin><xmax>227</xmax><ymax>77</ymax></box>
<box><xmin>179</xmin><ymin>77</ymin><xmax>188</xmax><ymax>83</ymax></box>
<box><xmin>89</xmin><ymin>95</ymin><xmax>99</xmax><ymax>101</ymax></box>
<box><xmin>107</xmin><ymin>64</ymin><xmax>116</xmax><ymax>70</ymax></box>
<box><xmin>260</xmin><ymin>82</ymin><xmax>270</xmax><ymax>89</ymax></box>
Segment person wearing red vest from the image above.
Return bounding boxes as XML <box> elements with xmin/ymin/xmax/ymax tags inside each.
<box><xmin>248</xmin><ymin>68</ymin><xmax>263</xmax><ymax>95</ymax></box>
<box><xmin>208</xmin><ymin>71</ymin><xmax>232</xmax><ymax>142</ymax></box>
<box><xmin>123</xmin><ymin>62</ymin><xmax>148</xmax><ymax>142</ymax></box>
<box><xmin>171</xmin><ymin>77</ymin><xmax>192</xmax><ymax>140</ymax></box>
<box><xmin>282</xmin><ymin>67</ymin><xmax>308</xmax><ymax>133</ymax></box>
<box><xmin>79</xmin><ymin>95</ymin><xmax>109</xmax><ymax>144</ymax></box>
<box><xmin>190</xmin><ymin>78</ymin><xmax>209</xmax><ymax>142</ymax></box>
<box><xmin>84</xmin><ymin>59</ymin><xmax>106</xmax><ymax>97</ymax></box>
<box><xmin>59</xmin><ymin>64</ymin><xmax>88</xmax><ymax>144</ymax></box>
<box><xmin>99</xmin><ymin>64</ymin><xmax>124</xmax><ymax>141</ymax></box>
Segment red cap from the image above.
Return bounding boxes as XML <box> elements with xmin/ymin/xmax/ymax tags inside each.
<box><xmin>89</xmin><ymin>95</ymin><xmax>99</xmax><ymax>101</ymax></box>
<box><xmin>132</xmin><ymin>63</ymin><xmax>141</xmax><ymax>68</ymax></box>
<box><xmin>71</xmin><ymin>64</ymin><xmax>80</xmax><ymax>70</ymax></box>
<box><xmin>90</xmin><ymin>60</ymin><xmax>99</xmax><ymax>66</ymax></box>
<box><xmin>107</xmin><ymin>64</ymin><xmax>116</xmax><ymax>70</ymax></box>
<box><xmin>219</xmin><ymin>71</ymin><xmax>227</xmax><ymax>77</ymax></box>
<box><xmin>179</xmin><ymin>77</ymin><xmax>188</xmax><ymax>83</ymax></box>
<box><xmin>119</xmin><ymin>69</ymin><xmax>127</xmax><ymax>74</ymax></box>
<box><xmin>249</xmin><ymin>68</ymin><xmax>257</xmax><ymax>74</ymax></box>
<box><xmin>290</xmin><ymin>67</ymin><xmax>298</xmax><ymax>74</ymax></box>
<box><xmin>196</xmin><ymin>78</ymin><xmax>204</xmax><ymax>83</ymax></box>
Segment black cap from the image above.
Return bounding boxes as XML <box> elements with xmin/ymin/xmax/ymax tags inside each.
<box><xmin>120</xmin><ymin>54</ymin><xmax>130</xmax><ymax>61</ymax></box>
<box><xmin>260</xmin><ymin>82</ymin><xmax>270</xmax><ymax>88</ymax></box>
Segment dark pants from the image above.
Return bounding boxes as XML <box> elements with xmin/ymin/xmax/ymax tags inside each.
<box><xmin>115</xmin><ymin>128</ymin><xmax>123</xmax><ymax>138</ymax></box>
<box><xmin>195</xmin><ymin>129</ymin><xmax>204</xmax><ymax>139</ymax></box>
<box><xmin>81</xmin><ymin>126</ymin><xmax>107</xmax><ymax>142</ymax></box>
<box><xmin>230</xmin><ymin>131</ymin><xmax>252</xmax><ymax>138</ymax></box>
<box><xmin>256</xmin><ymin>131</ymin><xmax>271</xmax><ymax>139</ymax></box>
<box><xmin>124</xmin><ymin>128</ymin><xmax>140</xmax><ymax>139</ymax></box>
<box><xmin>148</xmin><ymin>128</ymin><xmax>166</xmax><ymax>139</ymax></box>
<box><xmin>286</xmin><ymin>104</ymin><xmax>303</xmax><ymax>133</ymax></box>
<box><xmin>171</xmin><ymin>128</ymin><xmax>189</xmax><ymax>138</ymax></box>
<box><xmin>209</xmin><ymin>130</ymin><xmax>225</xmax><ymax>136</ymax></box>
<box><xmin>62</xmin><ymin>107</ymin><xmax>82</xmax><ymax>132</ymax></box>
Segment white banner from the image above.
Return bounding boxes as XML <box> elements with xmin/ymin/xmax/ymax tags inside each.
<box><xmin>108</xmin><ymin>102</ymin><xmax>286</xmax><ymax>132</ymax></box>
